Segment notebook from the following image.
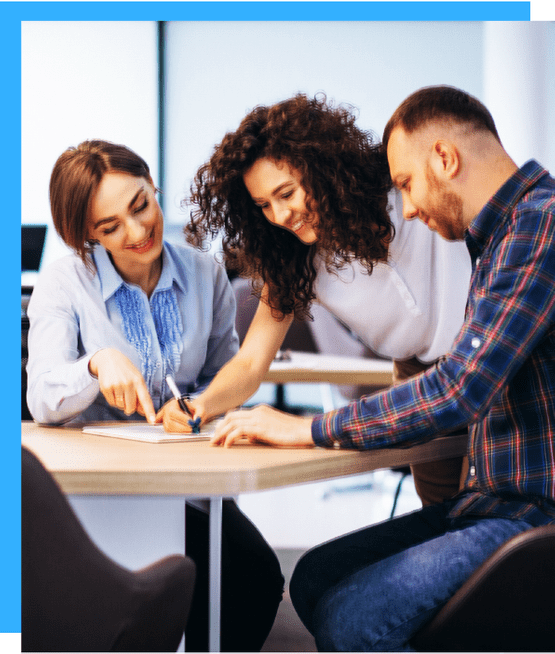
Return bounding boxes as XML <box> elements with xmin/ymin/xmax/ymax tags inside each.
<box><xmin>82</xmin><ymin>422</ymin><xmax>217</xmax><ymax>443</ymax></box>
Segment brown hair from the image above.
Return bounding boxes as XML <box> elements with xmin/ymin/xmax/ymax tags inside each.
<box><xmin>383</xmin><ymin>85</ymin><xmax>500</xmax><ymax>151</ymax></box>
<box><xmin>185</xmin><ymin>93</ymin><xmax>393</xmax><ymax>320</ymax></box>
<box><xmin>49</xmin><ymin>140</ymin><xmax>154</xmax><ymax>265</ymax></box>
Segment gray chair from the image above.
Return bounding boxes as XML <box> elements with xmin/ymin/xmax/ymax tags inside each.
<box><xmin>22</xmin><ymin>446</ymin><xmax>196</xmax><ymax>652</ymax></box>
<box><xmin>232</xmin><ymin>276</ymin><xmax>318</xmax><ymax>352</ymax></box>
<box><xmin>411</xmin><ymin>522</ymin><xmax>555</xmax><ymax>652</ymax></box>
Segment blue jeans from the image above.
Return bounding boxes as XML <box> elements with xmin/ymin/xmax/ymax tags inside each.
<box><xmin>290</xmin><ymin>500</ymin><xmax>533</xmax><ymax>651</ymax></box>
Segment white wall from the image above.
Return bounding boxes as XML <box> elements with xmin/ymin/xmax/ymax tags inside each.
<box><xmin>22</xmin><ymin>20</ymin><xmax>555</xmax><ymax>257</ymax></box>
<box><xmin>21</xmin><ymin>21</ymin><xmax>159</xmax><ymax>269</ymax></box>
<box><xmin>163</xmin><ymin>21</ymin><xmax>486</xmax><ymax>224</ymax></box>
<box><xmin>163</xmin><ymin>20</ymin><xmax>554</xmax><ymax>228</ymax></box>
<box><xmin>484</xmin><ymin>21</ymin><xmax>555</xmax><ymax>168</ymax></box>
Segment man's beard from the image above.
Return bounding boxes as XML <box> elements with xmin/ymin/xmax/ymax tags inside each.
<box><xmin>424</xmin><ymin>165</ymin><xmax>465</xmax><ymax>241</ymax></box>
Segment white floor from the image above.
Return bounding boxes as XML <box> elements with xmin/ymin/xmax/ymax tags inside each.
<box><xmin>238</xmin><ymin>468</ymin><xmax>421</xmax><ymax>550</ymax></box>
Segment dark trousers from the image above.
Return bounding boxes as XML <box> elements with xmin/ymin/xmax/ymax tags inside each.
<box><xmin>185</xmin><ymin>500</ymin><xmax>284</xmax><ymax>652</ymax></box>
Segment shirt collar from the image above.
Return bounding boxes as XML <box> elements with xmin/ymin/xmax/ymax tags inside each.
<box><xmin>465</xmin><ymin>159</ymin><xmax>549</xmax><ymax>259</ymax></box>
<box><xmin>93</xmin><ymin>241</ymin><xmax>185</xmax><ymax>301</ymax></box>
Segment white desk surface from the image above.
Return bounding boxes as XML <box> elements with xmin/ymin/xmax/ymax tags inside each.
<box><xmin>265</xmin><ymin>351</ymin><xmax>394</xmax><ymax>385</ymax></box>
<box><xmin>22</xmin><ymin>421</ymin><xmax>467</xmax><ymax>497</ymax></box>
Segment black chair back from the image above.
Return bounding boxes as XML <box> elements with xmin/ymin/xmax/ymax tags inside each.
<box><xmin>412</xmin><ymin>523</ymin><xmax>555</xmax><ymax>652</ymax></box>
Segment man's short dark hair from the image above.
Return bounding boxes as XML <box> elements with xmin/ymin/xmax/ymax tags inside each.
<box><xmin>383</xmin><ymin>85</ymin><xmax>500</xmax><ymax>149</ymax></box>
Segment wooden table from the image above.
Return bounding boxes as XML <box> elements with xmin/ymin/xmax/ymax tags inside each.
<box><xmin>22</xmin><ymin>421</ymin><xmax>467</xmax><ymax>651</ymax></box>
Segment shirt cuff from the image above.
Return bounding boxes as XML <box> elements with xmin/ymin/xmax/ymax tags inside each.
<box><xmin>311</xmin><ymin>409</ymin><xmax>344</xmax><ymax>447</ymax></box>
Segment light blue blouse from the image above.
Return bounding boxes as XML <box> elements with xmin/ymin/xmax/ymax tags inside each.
<box><xmin>27</xmin><ymin>241</ymin><xmax>239</xmax><ymax>424</ymax></box>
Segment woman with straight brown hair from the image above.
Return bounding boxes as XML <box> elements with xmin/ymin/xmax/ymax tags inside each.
<box><xmin>26</xmin><ymin>139</ymin><xmax>284</xmax><ymax>652</ymax></box>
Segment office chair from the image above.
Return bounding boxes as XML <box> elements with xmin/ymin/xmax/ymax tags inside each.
<box><xmin>411</xmin><ymin>522</ymin><xmax>555</xmax><ymax>652</ymax></box>
<box><xmin>22</xmin><ymin>446</ymin><xmax>196</xmax><ymax>652</ymax></box>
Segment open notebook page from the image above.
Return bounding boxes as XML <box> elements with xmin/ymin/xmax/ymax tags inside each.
<box><xmin>82</xmin><ymin>422</ymin><xmax>218</xmax><ymax>443</ymax></box>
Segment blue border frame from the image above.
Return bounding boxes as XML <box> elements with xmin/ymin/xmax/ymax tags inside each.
<box><xmin>4</xmin><ymin>0</ymin><xmax>530</xmax><ymax>637</ymax></box>
<box><xmin>0</xmin><ymin>2</ymin><xmax>533</xmax><ymax>21</ymax></box>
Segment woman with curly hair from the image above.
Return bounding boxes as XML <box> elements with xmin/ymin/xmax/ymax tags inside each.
<box><xmin>174</xmin><ymin>93</ymin><xmax>471</xmax><ymax>506</ymax></box>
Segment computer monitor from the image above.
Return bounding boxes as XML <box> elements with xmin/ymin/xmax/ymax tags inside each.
<box><xmin>22</xmin><ymin>225</ymin><xmax>47</xmax><ymax>273</ymax></box>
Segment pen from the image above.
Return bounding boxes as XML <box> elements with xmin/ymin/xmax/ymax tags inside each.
<box><xmin>166</xmin><ymin>376</ymin><xmax>202</xmax><ymax>433</ymax></box>
<box><xmin>165</xmin><ymin>375</ymin><xmax>192</xmax><ymax>416</ymax></box>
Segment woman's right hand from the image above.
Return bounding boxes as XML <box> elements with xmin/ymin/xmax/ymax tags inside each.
<box><xmin>155</xmin><ymin>397</ymin><xmax>207</xmax><ymax>433</ymax></box>
<box><xmin>89</xmin><ymin>348</ymin><xmax>156</xmax><ymax>423</ymax></box>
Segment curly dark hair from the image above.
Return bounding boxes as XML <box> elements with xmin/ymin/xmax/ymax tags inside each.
<box><xmin>185</xmin><ymin>93</ymin><xmax>393</xmax><ymax>319</ymax></box>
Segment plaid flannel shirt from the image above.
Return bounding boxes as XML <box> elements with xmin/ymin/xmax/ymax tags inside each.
<box><xmin>312</xmin><ymin>160</ymin><xmax>555</xmax><ymax>526</ymax></box>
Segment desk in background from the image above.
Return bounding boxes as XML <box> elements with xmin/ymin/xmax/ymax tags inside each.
<box><xmin>265</xmin><ymin>351</ymin><xmax>394</xmax><ymax>386</ymax></box>
<box><xmin>264</xmin><ymin>351</ymin><xmax>394</xmax><ymax>412</ymax></box>
<box><xmin>22</xmin><ymin>421</ymin><xmax>467</xmax><ymax>651</ymax></box>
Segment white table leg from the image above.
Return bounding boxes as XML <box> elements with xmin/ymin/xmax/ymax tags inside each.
<box><xmin>209</xmin><ymin>497</ymin><xmax>223</xmax><ymax>652</ymax></box>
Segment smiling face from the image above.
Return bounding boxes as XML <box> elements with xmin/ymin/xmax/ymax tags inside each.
<box><xmin>387</xmin><ymin>126</ymin><xmax>466</xmax><ymax>241</ymax></box>
<box><xmin>88</xmin><ymin>172</ymin><xmax>164</xmax><ymax>282</ymax></box>
<box><xmin>243</xmin><ymin>157</ymin><xmax>318</xmax><ymax>245</ymax></box>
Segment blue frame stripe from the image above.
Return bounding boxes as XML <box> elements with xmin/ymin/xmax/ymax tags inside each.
<box><xmin>0</xmin><ymin>8</ymin><xmax>22</xmax><ymax>636</ymax></box>
<box><xmin>1</xmin><ymin>2</ymin><xmax>532</xmax><ymax>22</ymax></box>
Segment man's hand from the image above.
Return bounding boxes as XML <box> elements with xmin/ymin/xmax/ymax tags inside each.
<box><xmin>89</xmin><ymin>348</ymin><xmax>156</xmax><ymax>423</ymax></box>
<box><xmin>211</xmin><ymin>404</ymin><xmax>315</xmax><ymax>448</ymax></box>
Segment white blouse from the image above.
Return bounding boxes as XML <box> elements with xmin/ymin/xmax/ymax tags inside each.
<box><xmin>313</xmin><ymin>191</ymin><xmax>472</xmax><ymax>363</ymax></box>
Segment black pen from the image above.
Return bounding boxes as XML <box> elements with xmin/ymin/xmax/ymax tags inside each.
<box><xmin>166</xmin><ymin>375</ymin><xmax>193</xmax><ymax>416</ymax></box>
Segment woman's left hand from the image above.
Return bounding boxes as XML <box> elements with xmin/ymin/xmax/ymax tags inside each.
<box><xmin>210</xmin><ymin>404</ymin><xmax>315</xmax><ymax>448</ymax></box>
